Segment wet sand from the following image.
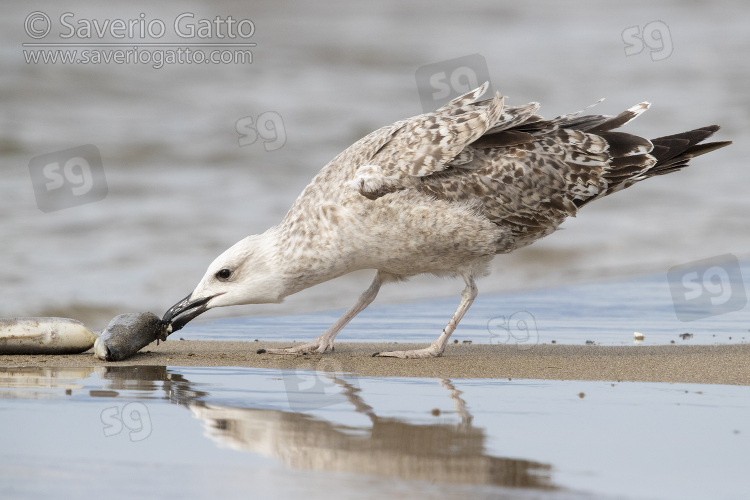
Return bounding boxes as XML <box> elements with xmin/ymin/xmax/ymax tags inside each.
<box><xmin>1</xmin><ymin>341</ymin><xmax>749</xmax><ymax>385</ymax></box>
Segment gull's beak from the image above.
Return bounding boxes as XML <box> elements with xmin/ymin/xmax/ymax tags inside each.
<box><xmin>162</xmin><ymin>293</ymin><xmax>216</xmax><ymax>333</ymax></box>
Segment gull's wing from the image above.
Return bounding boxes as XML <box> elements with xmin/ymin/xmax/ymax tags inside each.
<box><xmin>419</xmin><ymin>98</ymin><xmax>729</xmax><ymax>247</ymax></box>
<box><xmin>344</xmin><ymin>83</ymin><xmax>729</xmax><ymax>249</ymax></box>
<box><xmin>350</xmin><ymin>82</ymin><xmax>505</xmax><ymax>199</ymax></box>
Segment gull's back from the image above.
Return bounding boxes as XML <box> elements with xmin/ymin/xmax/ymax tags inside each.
<box><xmin>278</xmin><ymin>83</ymin><xmax>730</xmax><ymax>276</ymax></box>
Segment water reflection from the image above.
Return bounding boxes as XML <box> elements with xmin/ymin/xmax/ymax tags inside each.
<box><xmin>0</xmin><ymin>367</ymin><xmax>89</xmax><ymax>399</ymax></box>
<box><xmin>191</xmin><ymin>376</ymin><xmax>552</xmax><ymax>488</ymax></box>
<box><xmin>0</xmin><ymin>365</ymin><xmax>555</xmax><ymax>490</ymax></box>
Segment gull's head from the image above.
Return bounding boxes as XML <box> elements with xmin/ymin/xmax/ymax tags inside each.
<box><xmin>162</xmin><ymin>234</ymin><xmax>282</xmax><ymax>332</ymax></box>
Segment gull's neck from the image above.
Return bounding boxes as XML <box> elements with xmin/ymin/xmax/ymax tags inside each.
<box><xmin>258</xmin><ymin>222</ymin><xmax>352</xmax><ymax>299</ymax></box>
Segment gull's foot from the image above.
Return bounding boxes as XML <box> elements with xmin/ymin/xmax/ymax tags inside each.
<box><xmin>374</xmin><ymin>344</ymin><xmax>444</xmax><ymax>359</ymax></box>
<box><xmin>259</xmin><ymin>336</ymin><xmax>335</xmax><ymax>355</ymax></box>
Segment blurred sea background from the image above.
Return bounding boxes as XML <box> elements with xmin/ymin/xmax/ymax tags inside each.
<box><xmin>1</xmin><ymin>0</ymin><xmax>748</xmax><ymax>330</ymax></box>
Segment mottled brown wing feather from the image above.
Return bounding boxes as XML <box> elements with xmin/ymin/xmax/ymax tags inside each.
<box><xmin>351</xmin><ymin>82</ymin><xmax>505</xmax><ymax>198</ymax></box>
<box><xmin>413</xmin><ymin>92</ymin><xmax>730</xmax><ymax>249</ymax></box>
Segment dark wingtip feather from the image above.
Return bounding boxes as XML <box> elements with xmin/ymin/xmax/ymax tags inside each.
<box><xmin>650</xmin><ymin>125</ymin><xmax>727</xmax><ymax>163</ymax></box>
<box><xmin>685</xmin><ymin>140</ymin><xmax>732</xmax><ymax>158</ymax></box>
<box><xmin>598</xmin><ymin>131</ymin><xmax>653</xmax><ymax>157</ymax></box>
<box><xmin>595</xmin><ymin>123</ymin><xmax>730</xmax><ymax>195</ymax></box>
<box><xmin>646</xmin><ymin>127</ymin><xmax>730</xmax><ymax>176</ymax></box>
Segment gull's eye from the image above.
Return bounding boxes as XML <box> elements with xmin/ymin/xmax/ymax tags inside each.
<box><xmin>216</xmin><ymin>268</ymin><xmax>232</xmax><ymax>281</ymax></box>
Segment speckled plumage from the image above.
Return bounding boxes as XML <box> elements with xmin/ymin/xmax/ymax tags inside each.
<box><xmin>173</xmin><ymin>83</ymin><xmax>730</xmax><ymax>358</ymax></box>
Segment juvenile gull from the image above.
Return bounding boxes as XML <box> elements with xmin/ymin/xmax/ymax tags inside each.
<box><xmin>163</xmin><ymin>83</ymin><xmax>730</xmax><ymax>358</ymax></box>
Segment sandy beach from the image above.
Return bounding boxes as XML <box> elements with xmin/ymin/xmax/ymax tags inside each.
<box><xmin>2</xmin><ymin>341</ymin><xmax>748</xmax><ymax>385</ymax></box>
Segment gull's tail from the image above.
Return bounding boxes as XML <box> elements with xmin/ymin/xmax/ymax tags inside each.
<box><xmin>576</xmin><ymin>123</ymin><xmax>732</xmax><ymax>207</ymax></box>
<box><xmin>647</xmin><ymin>126</ymin><xmax>732</xmax><ymax>176</ymax></box>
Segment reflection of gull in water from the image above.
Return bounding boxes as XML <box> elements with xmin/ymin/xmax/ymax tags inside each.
<box><xmin>162</xmin><ymin>83</ymin><xmax>730</xmax><ymax>357</ymax></box>
<box><xmin>0</xmin><ymin>366</ymin><xmax>554</xmax><ymax>489</ymax></box>
<box><xmin>189</xmin><ymin>376</ymin><xmax>554</xmax><ymax>489</ymax></box>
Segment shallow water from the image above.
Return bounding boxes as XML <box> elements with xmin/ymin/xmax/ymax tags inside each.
<box><xmin>1</xmin><ymin>365</ymin><xmax>748</xmax><ymax>500</ymax></box>
<box><xmin>181</xmin><ymin>261</ymin><xmax>750</xmax><ymax>348</ymax></box>
<box><xmin>1</xmin><ymin>1</ymin><xmax>749</xmax><ymax>328</ymax></box>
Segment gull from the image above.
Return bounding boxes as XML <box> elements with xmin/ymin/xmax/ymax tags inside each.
<box><xmin>163</xmin><ymin>83</ymin><xmax>730</xmax><ymax>358</ymax></box>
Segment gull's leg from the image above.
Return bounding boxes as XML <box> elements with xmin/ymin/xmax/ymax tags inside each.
<box><xmin>440</xmin><ymin>379</ymin><xmax>473</xmax><ymax>429</ymax></box>
<box><xmin>262</xmin><ymin>273</ymin><xmax>383</xmax><ymax>355</ymax></box>
<box><xmin>375</xmin><ymin>275</ymin><xmax>477</xmax><ymax>359</ymax></box>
